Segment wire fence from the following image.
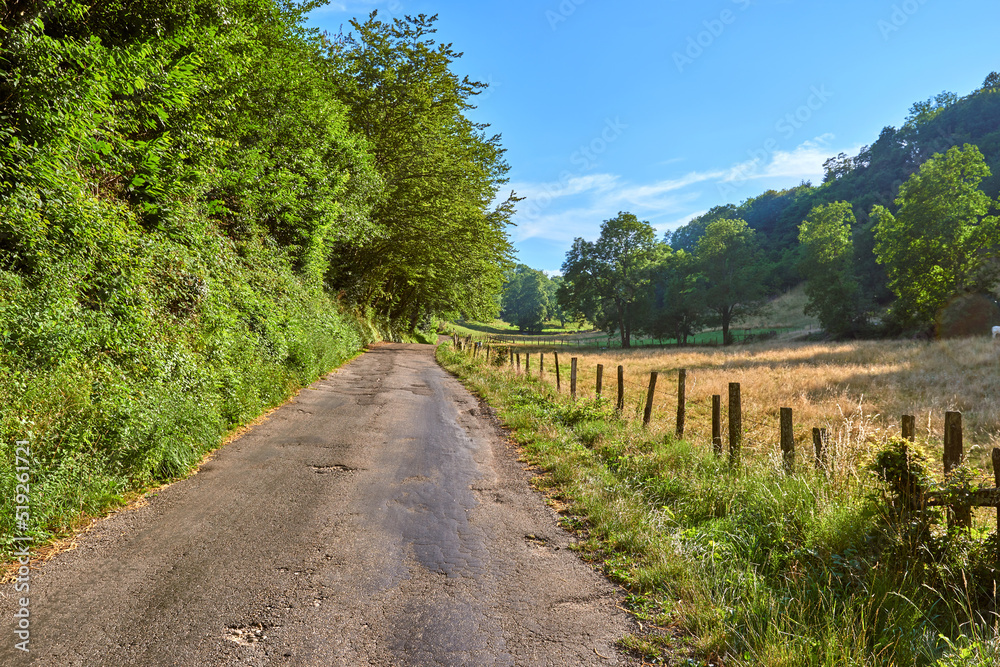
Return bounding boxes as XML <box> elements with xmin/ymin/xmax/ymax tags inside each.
<box><xmin>483</xmin><ymin>328</ymin><xmax>793</xmax><ymax>349</ymax></box>
<box><xmin>450</xmin><ymin>335</ymin><xmax>1000</xmax><ymax>561</ymax></box>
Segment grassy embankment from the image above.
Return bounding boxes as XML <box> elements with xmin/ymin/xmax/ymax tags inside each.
<box><xmin>0</xmin><ymin>226</ymin><xmax>381</xmax><ymax>566</ymax></box>
<box><xmin>439</xmin><ymin>336</ymin><xmax>1000</xmax><ymax>666</ymax></box>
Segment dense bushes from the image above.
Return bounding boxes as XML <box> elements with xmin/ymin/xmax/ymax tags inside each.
<box><xmin>0</xmin><ymin>2</ymin><xmax>512</xmax><ymax>554</ymax></box>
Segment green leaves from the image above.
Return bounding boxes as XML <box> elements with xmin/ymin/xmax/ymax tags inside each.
<box><xmin>798</xmin><ymin>202</ymin><xmax>871</xmax><ymax>337</ymax></box>
<box><xmin>694</xmin><ymin>218</ymin><xmax>767</xmax><ymax>345</ymax></box>
<box><xmin>325</xmin><ymin>12</ymin><xmax>514</xmax><ymax>326</ymax></box>
<box><xmin>873</xmin><ymin>144</ymin><xmax>1000</xmax><ymax>329</ymax></box>
<box><xmin>560</xmin><ymin>212</ymin><xmax>660</xmax><ymax>347</ymax></box>
<box><xmin>500</xmin><ymin>265</ymin><xmax>551</xmax><ymax>333</ymax></box>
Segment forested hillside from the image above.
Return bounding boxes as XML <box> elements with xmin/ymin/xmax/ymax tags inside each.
<box><xmin>558</xmin><ymin>74</ymin><xmax>1000</xmax><ymax>345</ymax></box>
<box><xmin>0</xmin><ymin>2</ymin><xmax>514</xmax><ymax>551</ymax></box>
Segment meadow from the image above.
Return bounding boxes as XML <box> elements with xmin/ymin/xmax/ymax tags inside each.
<box><xmin>537</xmin><ymin>337</ymin><xmax>1000</xmax><ymax>476</ymax></box>
<box><xmin>439</xmin><ymin>335</ymin><xmax>1000</xmax><ymax>666</ymax></box>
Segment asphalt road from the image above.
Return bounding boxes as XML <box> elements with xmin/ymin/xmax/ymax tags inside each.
<box><xmin>1</xmin><ymin>343</ymin><xmax>636</xmax><ymax>666</ymax></box>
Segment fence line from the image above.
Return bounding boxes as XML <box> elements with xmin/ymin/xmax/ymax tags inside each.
<box><xmin>454</xmin><ymin>339</ymin><xmax>1000</xmax><ymax>560</ymax></box>
<box><xmin>473</xmin><ymin>328</ymin><xmax>788</xmax><ymax>349</ymax></box>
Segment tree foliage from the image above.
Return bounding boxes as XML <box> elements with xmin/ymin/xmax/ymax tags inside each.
<box><xmin>325</xmin><ymin>12</ymin><xmax>516</xmax><ymax>327</ymax></box>
<box><xmin>695</xmin><ymin>218</ymin><xmax>766</xmax><ymax>345</ymax></box>
<box><xmin>645</xmin><ymin>249</ymin><xmax>704</xmax><ymax>345</ymax></box>
<box><xmin>500</xmin><ymin>265</ymin><xmax>550</xmax><ymax>333</ymax></box>
<box><xmin>873</xmin><ymin>145</ymin><xmax>1000</xmax><ymax>328</ymax></box>
<box><xmin>798</xmin><ymin>202</ymin><xmax>871</xmax><ymax>337</ymax></box>
<box><xmin>559</xmin><ymin>212</ymin><xmax>659</xmax><ymax>348</ymax></box>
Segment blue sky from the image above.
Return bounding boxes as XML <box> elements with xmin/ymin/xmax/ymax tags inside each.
<box><xmin>308</xmin><ymin>0</ymin><xmax>1000</xmax><ymax>274</ymax></box>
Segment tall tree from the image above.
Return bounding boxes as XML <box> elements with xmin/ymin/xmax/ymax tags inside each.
<box><xmin>873</xmin><ymin>144</ymin><xmax>1000</xmax><ymax>329</ymax></box>
<box><xmin>559</xmin><ymin>212</ymin><xmax>660</xmax><ymax>348</ymax></box>
<box><xmin>646</xmin><ymin>248</ymin><xmax>705</xmax><ymax>345</ymax></box>
<box><xmin>326</xmin><ymin>12</ymin><xmax>516</xmax><ymax>327</ymax></box>
<box><xmin>695</xmin><ymin>218</ymin><xmax>766</xmax><ymax>345</ymax></box>
<box><xmin>500</xmin><ymin>265</ymin><xmax>549</xmax><ymax>333</ymax></box>
<box><xmin>798</xmin><ymin>202</ymin><xmax>870</xmax><ymax>337</ymax></box>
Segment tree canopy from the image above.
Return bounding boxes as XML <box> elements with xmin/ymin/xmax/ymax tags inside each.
<box><xmin>500</xmin><ymin>265</ymin><xmax>550</xmax><ymax>333</ymax></box>
<box><xmin>695</xmin><ymin>218</ymin><xmax>767</xmax><ymax>345</ymax></box>
<box><xmin>0</xmin><ymin>5</ymin><xmax>516</xmax><ymax>335</ymax></box>
<box><xmin>873</xmin><ymin>144</ymin><xmax>1000</xmax><ymax>329</ymax></box>
<box><xmin>798</xmin><ymin>202</ymin><xmax>871</xmax><ymax>337</ymax></box>
<box><xmin>559</xmin><ymin>212</ymin><xmax>659</xmax><ymax>348</ymax></box>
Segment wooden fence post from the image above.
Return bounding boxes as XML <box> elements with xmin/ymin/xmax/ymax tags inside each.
<box><xmin>570</xmin><ymin>357</ymin><xmax>578</xmax><ymax>401</ymax></box>
<box><xmin>780</xmin><ymin>407</ymin><xmax>794</xmax><ymax>473</ymax></box>
<box><xmin>554</xmin><ymin>352</ymin><xmax>561</xmax><ymax>392</ymax></box>
<box><xmin>902</xmin><ymin>414</ymin><xmax>916</xmax><ymax>442</ymax></box>
<box><xmin>812</xmin><ymin>428</ymin><xmax>829</xmax><ymax>471</ymax></box>
<box><xmin>596</xmin><ymin>364</ymin><xmax>604</xmax><ymax>396</ymax></box>
<box><xmin>712</xmin><ymin>395</ymin><xmax>722</xmax><ymax>456</ymax></box>
<box><xmin>539</xmin><ymin>353</ymin><xmax>545</xmax><ymax>380</ymax></box>
<box><xmin>729</xmin><ymin>383</ymin><xmax>742</xmax><ymax>466</ymax></box>
<box><xmin>676</xmin><ymin>369</ymin><xmax>686</xmax><ymax>438</ymax></box>
<box><xmin>643</xmin><ymin>372</ymin><xmax>658</xmax><ymax>426</ymax></box>
<box><xmin>944</xmin><ymin>411</ymin><xmax>970</xmax><ymax>529</ymax></box>
<box><xmin>617</xmin><ymin>365</ymin><xmax>624</xmax><ymax>413</ymax></box>
<box><xmin>516</xmin><ymin>353</ymin><xmax>521</xmax><ymax>373</ymax></box>
<box><xmin>525</xmin><ymin>352</ymin><xmax>530</xmax><ymax>374</ymax></box>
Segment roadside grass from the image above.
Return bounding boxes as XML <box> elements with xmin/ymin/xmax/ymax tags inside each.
<box><xmin>438</xmin><ymin>340</ymin><xmax>1000</xmax><ymax>666</ymax></box>
<box><xmin>0</xmin><ymin>225</ymin><xmax>374</xmax><ymax>567</ymax></box>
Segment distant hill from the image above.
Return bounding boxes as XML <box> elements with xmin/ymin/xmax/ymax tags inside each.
<box><xmin>669</xmin><ymin>72</ymin><xmax>1000</xmax><ymax>301</ymax></box>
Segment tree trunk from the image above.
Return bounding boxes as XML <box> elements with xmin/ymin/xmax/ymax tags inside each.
<box><xmin>721</xmin><ymin>308</ymin><xmax>732</xmax><ymax>346</ymax></box>
<box><xmin>616</xmin><ymin>299</ymin><xmax>629</xmax><ymax>348</ymax></box>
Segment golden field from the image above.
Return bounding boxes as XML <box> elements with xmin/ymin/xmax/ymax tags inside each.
<box><xmin>516</xmin><ymin>336</ymin><xmax>1000</xmax><ymax>480</ymax></box>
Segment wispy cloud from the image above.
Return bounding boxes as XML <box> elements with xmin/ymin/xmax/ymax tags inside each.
<box><xmin>510</xmin><ymin>136</ymin><xmax>858</xmax><ymax>245</ymax></box>
<box><xmin>721</xmin><ymin>135</ymin><xmax>850</xmax><ymax>184</ymax></box>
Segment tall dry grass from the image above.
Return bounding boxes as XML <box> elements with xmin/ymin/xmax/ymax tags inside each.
<box><xmin>520</xmin><ymin>337</ymin><xmax>1000</xmax><ymax>480</ymax></box>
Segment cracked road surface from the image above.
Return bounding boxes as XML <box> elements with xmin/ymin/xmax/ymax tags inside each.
<box><xmin>1</xmin><ymin>343</ymin><xmax>636</xmax><ymax>666</ymax></box>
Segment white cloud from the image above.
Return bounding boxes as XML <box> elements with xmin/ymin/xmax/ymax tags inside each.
<box><xmin>722</xmin><ymin>134</ymin><xmax>846</xmax><ymax>184</ymax></box>
<box><xmin>510</xmin><ymin>136</ymin><xmax>862</xmax><ymax>245</ymax></box>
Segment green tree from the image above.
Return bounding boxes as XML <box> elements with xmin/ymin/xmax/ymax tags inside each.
<box><xmin>873</xmin><ymin>144</ymin><xmax>1000</xmax><ymax>328</ymax></box>
<box><xmin>543</xmin><ymin>274</ymin><xmax>569</xmax><ymax>327</ymax></box>
<box><xmin>500</xmin><ymin>265</ymin><xmax>549</xmax><ymax>333</ymax></box>
<box><xmin>798</xmin><ymin>202</ymin><xmax>870</xmax><ymax>337</ymax></box>
<box><xmin>646</xmin><ymin>248</ymin><xmax>705</xmax><ymax>345</ymax></box>
<box><xmin>326</xmin><ymin>12</ymin><xmax>516</xmax><ymax>328</ymax></box>
<box><xmin>695</xmin><ymin>218</ymin><xmax>766</xmax><ymax>345</ymax></box>
<box><xmin>559</xmin><ymin>212</ymin><xmax>660</xmax><ymax>348</ymax></box>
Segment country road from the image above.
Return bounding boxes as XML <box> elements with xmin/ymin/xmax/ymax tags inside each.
<box><xmin>1</xmin><ymin>343</ymin><xmax>637</xmax><ymax>666</ymax></box>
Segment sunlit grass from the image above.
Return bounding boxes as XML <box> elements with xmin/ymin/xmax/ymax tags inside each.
<box><xmin>438</xmin><ymin>338</ymin><xmax>1000</xmax><ymax>666</ymax></box>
